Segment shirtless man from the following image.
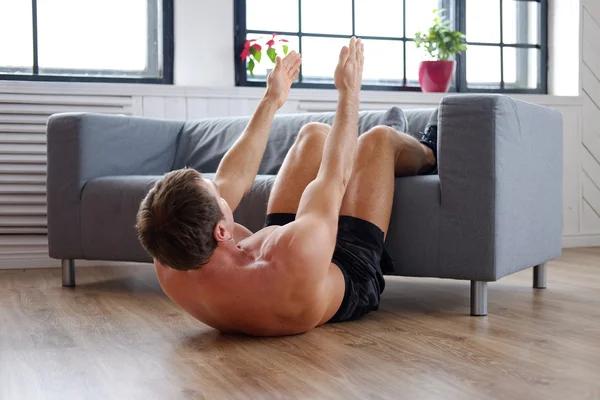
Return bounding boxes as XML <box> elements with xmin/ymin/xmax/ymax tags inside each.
<box><xmin>135</xmin><ymin>38</ymin><xmax>437</xmax><ymax>336</ymax></box>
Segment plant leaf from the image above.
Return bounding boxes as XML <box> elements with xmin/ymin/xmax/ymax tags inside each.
<box><xmin>267</xmin><ymin>47</ymin><xmax>277</xmax><ymax>63</ymax></box>
<box><xmin>248</xmin><ymin>59</ymin><xmax>255</xmax><ymax>76</ymax></box>
<box><xmin>282</xmin><ymin>45</ymin><xmax>289</xmax><ymax>55</ymax></box>
<box><xmin>249</xmin><ymin>46</ymin><xmax>262</xmax><ymax>63</ymax></box>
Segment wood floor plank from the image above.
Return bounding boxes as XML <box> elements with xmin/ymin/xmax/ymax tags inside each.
<box><xmin>0</xmin><ymin>248</ymin><xmax>599</xmax><ymax>399</ymax></box>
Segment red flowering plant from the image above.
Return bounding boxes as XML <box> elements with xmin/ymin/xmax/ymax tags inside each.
<box><xmin>240</xmin><ymin>34</ymin><xmax>290</xmax><ymax>76</ymax></box>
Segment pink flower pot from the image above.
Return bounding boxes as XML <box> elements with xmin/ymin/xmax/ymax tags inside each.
<box><xmin>418</xmin><ymin>60</ymin><xmax>456</xmax><ymax>92</ymax></box>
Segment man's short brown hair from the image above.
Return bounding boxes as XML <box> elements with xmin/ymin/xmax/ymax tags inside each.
<box><xmin>135</xmin><ymin>168</ymin><xmax>224</xmax><ymax>271</ymax></box>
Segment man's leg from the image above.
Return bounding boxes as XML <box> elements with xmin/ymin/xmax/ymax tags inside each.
<box><xmin>339</xmin><ymin>125</ymin><xmax>435</xmax><ymax>238</ymax></box>
<box><xmin>267</xmin><ymin>122</ymin><xmax>330</xmax><ymax>215</ymax></box>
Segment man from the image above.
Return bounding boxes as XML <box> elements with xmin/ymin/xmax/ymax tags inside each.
<box><xmin>136</xmin><ymin>38</ymin><xmax>437</xmax><ymax>336</ymax></box>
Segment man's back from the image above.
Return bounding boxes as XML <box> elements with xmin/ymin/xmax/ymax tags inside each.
<box><xmin>155</xmin><ymin>225</ymin><xmax>345</xmax><ymax>336</ymax></box>
<box><xmin>136</xmin><ymin>39</ymin><xmax>378</xmax><ymax>336</ymax></box>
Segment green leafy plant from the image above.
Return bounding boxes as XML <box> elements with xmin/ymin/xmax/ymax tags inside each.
<box><xmin>414</xmin><ymin>9</ymin><xmax>467</xmax><ymax>60</ymax></box>
<box><xmin>240</xmin><ymin>34</ymin><xmax>289</xmax><ymax>76</ymax></box>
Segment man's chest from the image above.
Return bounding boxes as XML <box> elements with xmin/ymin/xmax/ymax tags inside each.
<box><xmin>236</xmin><ymin>225</ymin><xmax>279</xmax><ymax>258</ymax></box>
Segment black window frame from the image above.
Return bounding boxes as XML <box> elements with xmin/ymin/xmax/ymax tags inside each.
<box><xmin>234</xmin><ymin>0</ymin><xmax>548</xmax><ymax>94</ymax></box>
<box><xmin>0</xmin><ymin>0</ymin><xmax>174</xmax><ymax>84</ymax></box>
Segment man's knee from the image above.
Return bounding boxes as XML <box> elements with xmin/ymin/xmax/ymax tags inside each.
<box><xmin>358</xmin><ymin>126</ymin><xmax>395</xmax><ymax>154</ymax></box>
<box><xmin>296</xmin><ymin>122</ymin><xmax>330</xmax><ymax>148</ymax></box>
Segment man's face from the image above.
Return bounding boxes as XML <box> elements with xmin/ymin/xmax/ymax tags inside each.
<box><xmin>200</xmin><ymin>178</ymin><xmax>235</xmax><ymax>234</ymax></box>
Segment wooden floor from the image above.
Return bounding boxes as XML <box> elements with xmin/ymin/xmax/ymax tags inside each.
<box><xmin>1</xmin><ymin>248</ymin><xmax>599</xmax><ymax>400</ymax></box>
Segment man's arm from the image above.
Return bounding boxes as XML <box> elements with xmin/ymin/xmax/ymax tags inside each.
<box><xmin>279</xmin><ymin>38</ymin><xmax>365</xmax><ymax>270</ymax></box>
<box><xmin>214</xmin><ymin>52</ymin><xmax>302</xmax><ymax>211</ymax></box>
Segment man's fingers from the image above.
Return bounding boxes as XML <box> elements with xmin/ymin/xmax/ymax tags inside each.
<box><xmin>289</xmin><ymin>55</ymin><xmax>302</xmax><ymax>77</ymax></box>
<box><xmin>349</xmin><ymin>37</ymin><xmax>357</xmax><ymax>62</ymax></box>
<box><xmin>338</xmin><ymin>46</ymin><xmax>349</xmax><ymax>65</ymax></box>
<box><xmin>286</xmin><ymin>52</ymin><xmax>299</xmax><ymax>72</ymax></box>
<box><xmin>291</xmin><ymin>67</ymin><xmax>300</xmax><ymax>82</ymax></box>
<box><xmin>358</xmin><ymin>39</ymin><xmax>364</xmax><ymax>65</ymax></box>
<box><xmin>279</xmin><ymin>52</ymin><xmax>289</xmax><ymax>69</ymax></box>
<box><xmin>282</xmin><ymin>50</ymin><xmax>297</xmax><ymax>69</ymax></box>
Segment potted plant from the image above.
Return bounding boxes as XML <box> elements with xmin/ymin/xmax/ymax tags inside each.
<box><xmin>240</xmin><ymin>34</ymin><xmax>290</xmax><ymax>77</ymax></box>
<box><xmin>414</xmin><ymin>9</ymin><xmax>467</xmax><ymax>92</ymax></box>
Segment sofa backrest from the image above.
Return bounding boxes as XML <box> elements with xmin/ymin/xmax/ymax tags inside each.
<box><xmin>172</xmin><ymin>107</ymin><xmax>436</xmax><ymax>175</ymax></box>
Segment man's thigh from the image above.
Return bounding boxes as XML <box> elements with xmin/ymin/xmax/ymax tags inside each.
<box><xmin>266</xmin><ymin>123</ymin><xmax>329</xmax><ymax>215</ymax></box>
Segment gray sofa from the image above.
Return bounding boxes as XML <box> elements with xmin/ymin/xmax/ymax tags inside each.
<box><xmin>46</xmin><ymin>94</ymin><xmax>563</xmax><ymax>316</ymax></box>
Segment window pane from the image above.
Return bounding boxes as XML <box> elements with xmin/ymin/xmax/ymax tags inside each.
<box><xmin>503</xmin><ymin>47</ymin><xmax>538</xmax><ymax>89</ymax></box>
<box><xmin>245</xmin><ymin>34</ymin><xmax>299</xmax><ymax>80</ymax></box>
<box><xmin>406</xmin><ymin>0</ymin><xmax>439</xmax><ymax>39</ymax></box>
<box><xmin>0</xmin><ymin>0</ymin><xmax>33</xmax><ymax>71</ymax></box>
<box><xmin>406</xmin><ymin>42</ymin><xmax>421</xmax><ymax>85</ymax></box>
<box><xmin>301</xmin><ymin>37</ymin><xmax>348</xmax><ymax>82</ymax></box>
<box><xmin>362</xmin><ymin>40</ymin><xmax>403</xmax><ymax>84</ymax></box>
<box><xmin>466</xmin><ymin>0</ymin><xmax>500</xmax><ymax>43</ymax></box>
<box><xmin>37</xmin><ymin>0</ymin><xmax>151</xmax><ymax>73</ymax></box>
<box><xmin>503</xmin><ymin>0</ymin><xmax>539</xmax><ymax>44</ymax></box>
<box><xmin>355</xmin><ymin>0</ymin><xmax>403</xmax><ymax>37</ymax></box>
<box><xmin>467</xmin><ymin>45</ymin><xmax>501</xmax><ymax>87</ymax></box>
<box><xmin>301</xmin><ymin>0</ymin><xmax>352</xmax><ymax>34</ymax></box>
<box><xmin>247</xmin><ymin>0</ymin><xmax>298</xmax><ymax>33</ymax></box>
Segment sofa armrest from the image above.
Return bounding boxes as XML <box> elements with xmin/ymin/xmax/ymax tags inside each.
<box><xmin>46</xmin><ymin>112</ymin><xmax>183</xmax><ymax>259</ymax></box>
<box><xmin>437</xmin><ymin>94</ymin><xmax>563</xmax><ymax>281</ymax></box>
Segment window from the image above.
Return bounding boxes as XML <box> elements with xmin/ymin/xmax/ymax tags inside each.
<box><xmin>234</xmin><ymin>0</ymin><xmax>547</xmax><ymax>93</ymax></box>
<box><xmin>0</xmin><ymin>0</ymin><xmax>174</xmax><ymax>84</ymax></box>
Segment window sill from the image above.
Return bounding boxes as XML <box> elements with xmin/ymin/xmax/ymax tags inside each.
<box><xmin>0</xmin><ymin>79</ymin><xmax>584</xmax><ymax>108</ymax></box>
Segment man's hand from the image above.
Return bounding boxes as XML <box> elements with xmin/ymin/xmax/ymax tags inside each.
<box><xmin>214</xmin><ymin>52</ymin><xmax>300</xmax><ymax>211</ymax></box>
<box><xmin>334</xmin><ymin>37</ymin><xmax>364</xmax><ymax>98</ymax></box>
<box><xmin>265</xmin><ymin>51</ymin><xmax>302</xmax><ymax>109</ymax></box>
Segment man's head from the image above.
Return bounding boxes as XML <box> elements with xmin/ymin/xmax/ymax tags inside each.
<box><xmin>136</xmin><ymin>168</ymin><xmax>234</xmax><ymax>271</ymax></box>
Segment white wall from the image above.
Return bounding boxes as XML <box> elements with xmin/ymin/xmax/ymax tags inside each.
<box><xmin>174</xmin><ymin>0</ymin><xmax>235</xmax><ymax>87</ymax></box>
<box><xmin>0</xmin><ymin>82</ymin><xmax>589</xmax><ymax>269</ymax></box>
<box><xmin>0</xmin><ymin>0</ymin><xmax>597</xmax><ymax>269</ymax></box>
<box><xmin>548</xmin><ymin>0</ymin><xmax>580</xmax><ymax>95</ymax></box>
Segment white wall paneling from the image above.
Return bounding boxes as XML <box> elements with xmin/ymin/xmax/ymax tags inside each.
<box><xmin>228</xmin><ymin>99</ymin><xmax>258</xmax><ymax>117</ymax></box>
<box><xmin>142</xmin><ymin>96</ymin><xmax>166</xmax><ymax>118</ymax></box>
<box><xmin>164</xmin><ymin>97</ymin><xmax>187</xmax><ymax>120</ymax></box>
<box><xmin>207</xmin><ymin>98</ymin><xmax>231</xmax><ymax>118</ymax></box>
<box><xmin>186</xmin><ymin>98</ymin><xmax>209</xmax><ymax>119</ymax></box>
<box><xmin>579</xmin><ymin>0</ymin><xmax>600</xmax><ymax>242</ymax></box>
<box><xmin>561</xmin><ymin>106</ymin><xmax>583</xmax><ymax>235</ymax></box>
<box><xmin>0</xmin><ymin>88</ymin><xmax>133</xmax><ymax>266</ymax></box>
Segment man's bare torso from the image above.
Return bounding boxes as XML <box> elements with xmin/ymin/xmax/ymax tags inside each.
<box><xmin>155</xmin><ymin>225</ymin><xmax>345</xmax><ymax>336</ymax></box>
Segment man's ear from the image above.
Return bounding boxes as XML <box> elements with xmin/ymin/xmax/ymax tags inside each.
<box><xmin>213</xmin><ymin>221</ymin><xmax>232</xmax><ymax>242</ymax></box>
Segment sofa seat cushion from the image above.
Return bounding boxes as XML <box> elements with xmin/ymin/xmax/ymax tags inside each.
<box><xmin>80</xmin><ymin>175</ymin><xmax>167</xmax><ymax>262</ymax></box>
<box><xmin>80</xmin><ymin>173</ymin><xmax>274</xmax><ymax>262</ymax></box>
<box><xmin>80</xmin><ymin>172</ymin><xmax>441</xmax><ymax>275</ymax></box>
<box><xmin>233</xmin><ymin>175</ymin><xmax>276</xmax><ymax>233</ymax></box>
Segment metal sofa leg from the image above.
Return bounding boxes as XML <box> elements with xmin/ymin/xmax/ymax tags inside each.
<box><xmin>470</xmin><ymin>281</ymin><xmax>488</xmax><ymax>316</ymax></box>
<box><xmin>62</xmin><ymin>259</ymin><xmax>75</xmax><ymax>287</ymax></box>
<box><xmin>533</xmin><ymin>263</ymin><xmax>547</xmax><ymax>289</ymax></box>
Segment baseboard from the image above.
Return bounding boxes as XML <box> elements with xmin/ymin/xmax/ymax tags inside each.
<box><xmin>562</xmin><ymin>233</ymin><xmax>600</xmax><ymax>248</ymax></box>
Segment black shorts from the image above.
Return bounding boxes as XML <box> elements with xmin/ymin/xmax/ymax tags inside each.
<box><xmin>264</xmin><ymin>213</ymin><xmax>394</xmax><ymax>323</ymax></box>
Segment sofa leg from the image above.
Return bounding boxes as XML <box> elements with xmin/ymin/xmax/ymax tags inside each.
<box><xmin>533</xmin><ymin>263</ymin><xmax>547</xmax><ymax>289</ymax></box>
<box><xmin>62</xmin><ymin>259</ymin><xmax>75</xmax><ymax>287</ymax></box>
<box><xmin>470</xmin><ymin>281</ymin><xmax>488</xmax><ymax>316</ymax></box>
